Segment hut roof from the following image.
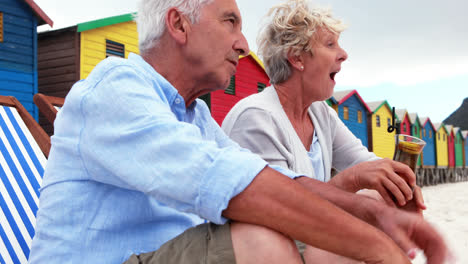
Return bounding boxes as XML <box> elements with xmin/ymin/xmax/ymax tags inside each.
<box><xmin>445</xmin><ymin>124</ymin><xmax>454</xmax><ymax>134</ymax></box>
<box><xmin>77</xmin><ymin>13</ymin><xmax>135</xmax><ymax>32</ymax></box>
<box><xmin>462</xmin><ymin>130</ymin><xmax>468</xmax><ymax>139</ymax></box>
<box><xmin>420</xmin><ymin>117</ymin><xmax>436</xmax><ymax>131</ymax></box>
<box><xmin>332</xmin><ymin>90</ymin><xmax>353</xmax><ymax>102</ymax></box>
<box><xmin>24</xmin><ymin>0</ymin><xmax>53</xmax><ymax>27</ymax></box>
<box><xmin>240</xmin><ymin>51</ymin><xmax>265</xmax><ymax>70</ymax></box>
<box><xmin>367</xmin><ymin>100</ymin><xmax>391</xmax><ymax>114</ymax></box>
<box><xmin>331</xmin><ymin>90</ymin><xmax>371</xmax><ymax>112</ymax></box>
<box><xmin>408</xmin><ymin>113</ymin><xmax>419</xmax><ymax>124</ymax></box>
<box><xmin>395</xmin><ymin>109</ymin><xmax>408</xmax><ymax>121</ymax></box>
<box><xmin>433</xmin><ymin>123</ymin><xmax>448</xmax><ymax>133</ymax></box>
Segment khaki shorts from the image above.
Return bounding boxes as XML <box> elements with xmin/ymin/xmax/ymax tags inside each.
<box><xmin>123</xmin><ymin>222</ymin><xmax>236</xmax><ymax>264</ymax></box>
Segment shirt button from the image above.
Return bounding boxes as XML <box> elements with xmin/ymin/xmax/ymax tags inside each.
<box><xmin>175</xmin><ymin>98</ymin><xmax>181</xmax><ymax>104</ymax></box>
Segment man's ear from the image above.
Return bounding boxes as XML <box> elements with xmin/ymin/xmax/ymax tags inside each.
<box><xmin>165</xmin><ymin>8</ymin><xmax>189</xmax><ymax>44</ymax></box>
<box><xmin>287</xmin><ymin>49</ymin><xmax>304</xmax><ymax>71</ymax></box>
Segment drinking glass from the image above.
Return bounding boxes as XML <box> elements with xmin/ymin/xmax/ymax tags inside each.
<box><xmin>393</xmin><ymin>134</ymin><xmax>426</xmax><ymax>172</ymax></box>
<box><xmin>393</xmin><ymin>134</ymin><xmax>426</xmax><ymax>213</ymax></box>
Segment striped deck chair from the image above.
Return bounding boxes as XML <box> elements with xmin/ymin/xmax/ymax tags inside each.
<box><xmin>0</xmin><ymin>95</ymin><xmax>50</xmax><ymax>263</ymax></box>
<box><xmin>33</xmin><ymin>93</ymin><xmax>64</xmax><ymax>126</ymax></box>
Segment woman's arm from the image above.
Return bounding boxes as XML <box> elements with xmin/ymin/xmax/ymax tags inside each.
<box><xmin>223</xmin><ymin>108</ymin><xmax>292</xmax><ymax>169</ymax></box>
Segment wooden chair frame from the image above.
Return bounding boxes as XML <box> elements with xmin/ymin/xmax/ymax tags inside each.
<box><xmin>0</xmin><ymin>95</ymin><xmax>51</xmax><ymax>157</ymax></box>
<box><xmin>33</xmin><ymin>93</ymin><xmax>65</xmax><ymax>126</ymax></box>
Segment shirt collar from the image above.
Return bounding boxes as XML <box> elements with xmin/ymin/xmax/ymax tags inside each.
<box><xmin>127</xmin><ymin>53</ymin><xmax>184</xmax><ymax>108</ymax></box>
<box><xmin>128</xmin><ymin>53</ymin><xmax>199</xmax><ymax>114</ymax></box>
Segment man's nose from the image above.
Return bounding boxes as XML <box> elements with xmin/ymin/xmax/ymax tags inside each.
<box><xmin>234</xmin><ymin>32</ymin><xmax>249</xmax><ymax>56</ymax></box>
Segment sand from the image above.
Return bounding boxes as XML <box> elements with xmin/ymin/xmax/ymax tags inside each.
<box><xmin>412</xmin><ymin>181</ymin><xmax>468</xmax><ymax>264</ymax></box>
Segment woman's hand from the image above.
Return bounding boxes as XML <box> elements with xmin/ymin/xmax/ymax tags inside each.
<box><xmin>329</xmin><ymin>159</ymin><xmax>426</xmax><ymax>210</ymax></box>
<box><xmin>398</xmin><ymin>185</ymin><xmax>425</xmax><ymax>215</ymax></box>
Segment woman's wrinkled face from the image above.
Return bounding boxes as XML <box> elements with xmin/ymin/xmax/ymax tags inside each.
<box><xmin>301</xmin><ymin>29</ymin><xmax>348</xmax><ymax>101</ymax></box>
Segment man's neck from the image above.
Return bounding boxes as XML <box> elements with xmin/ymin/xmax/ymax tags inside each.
<box><xmin>142</xmin><ymin>47</ymin><xmax>201</xmax><ymax>107</ymax></box>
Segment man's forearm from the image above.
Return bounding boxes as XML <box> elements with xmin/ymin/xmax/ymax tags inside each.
<box><xmin>223</xmin><ymin>167</ymin><xmax>406</xmax><ymax>263</ymax></box>
<box><xmin>296</xmin><ymin>176</ymin><xmax>383</xmax><ymax>226</ymax></box>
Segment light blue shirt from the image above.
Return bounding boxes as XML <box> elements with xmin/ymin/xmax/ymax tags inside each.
<box><xmin>28</xmin><ymin>53</ymin><xmax>300</xmax><ymax>264</ymax></box>
<box><xmin>307</xmin><ymin>131</ymin><xmax>326</xmax><ymax>182</ymax></box>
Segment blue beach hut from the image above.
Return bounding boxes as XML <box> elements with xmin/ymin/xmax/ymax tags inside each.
<box><xmin>0</xmin><ymin>0</ymin><xmax>53</xmax><ymax>120</ymax></box>
<box><xmin>420</xmin><ymin>117</ymin><xmax>437</xmax><ymax>167</ymax></box>
<box><xmin>330</xmin><ymin>90</ymin><xmax>371</xmax><ymax>148</ymax></box>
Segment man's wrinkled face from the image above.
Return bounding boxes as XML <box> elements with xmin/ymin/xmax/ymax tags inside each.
<box><xmin>185</xmin><ymin>0</ymin><xmax>249</xmax><ymax>93</ymax></box>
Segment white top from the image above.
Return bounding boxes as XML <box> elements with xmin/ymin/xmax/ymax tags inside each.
<box><xmin>222</xmin><ymin>86</ymin><xmax>378</xmax><ymax>181</ymax></box>
<box><xmin>308</xmin><ymin>131</ymin><xmax>326</xmax><ymax>182</ymax></box>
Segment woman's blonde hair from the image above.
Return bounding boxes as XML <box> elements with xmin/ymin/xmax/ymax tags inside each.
<box><xmin>257</xmin><ymin>0</ymin><xmax>346</xmax><ymax>84</ymax></box>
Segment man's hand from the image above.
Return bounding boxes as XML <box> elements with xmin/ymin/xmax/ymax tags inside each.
<box><xmin>374</xmin><ymin>205</ymin><xmax>450</xmax><ymax>264</ymax></box>
<box><xmin>296</xmin><ymin>176</ymin><xmax>449</xmax><ymax>263</ymax></box>
<box><xmin>330</xmin><ymin>159</ymin><xmax>426</xmax><ymax>210</ymax></box>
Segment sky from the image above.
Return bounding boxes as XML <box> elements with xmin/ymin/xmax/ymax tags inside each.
<box><xmin>35</xmin><ymin>0</ymin><xmax>468</xmax><ymax>124</ymax></box>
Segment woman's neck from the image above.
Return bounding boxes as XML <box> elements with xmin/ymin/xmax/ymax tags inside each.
<box><xmin>274</xmin><ymin>82</ymin><xmax>315</xmax><ymax>150</ymax></box>
<box><xmin>274</xmin><ymin>81</ymin><xmax>313</xmax><ymax>122</ymax></box>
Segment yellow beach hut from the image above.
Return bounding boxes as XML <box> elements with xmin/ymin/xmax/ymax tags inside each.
<box><xmin>37</xmin><ymin>13</ymin><xmax>138</xmax><ymax>134</ymax></box>
<box><xmin>77</xmin><ymin>13</ymin><xmax>139</xmax><ymax>79</ymax></box>
<box><xmin>433</xmin><ymin>123</ymin><xmax>448</xmax><ymax>168</ymax></box>
<box><xmin>38</xmin><ymin>13</ymin><xmax>138</xmax><ymax>97</ymax></box>
<box><xmin>367</xmin><ymin>100</ymin><xmax>395</xmax><ymax>159</ymax></box>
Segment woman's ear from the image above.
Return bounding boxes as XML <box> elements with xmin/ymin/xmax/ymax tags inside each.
<box><xmin>287</xmin><ymin>49</ymin><xmax>304</xmax><ymax>71</ymax></box>
<box><xmin>165</xmin><ymin>8</ymin><xmax>189</xmax><ymax>44</ymax></box>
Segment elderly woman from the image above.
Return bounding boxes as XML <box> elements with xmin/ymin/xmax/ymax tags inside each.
<box><xmin>222</xmin><ymin>0</ymin><xmax>425</xmax><ymax>262</ymax></box>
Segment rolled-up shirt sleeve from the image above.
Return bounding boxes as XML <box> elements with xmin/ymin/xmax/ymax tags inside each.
<box><xmin>76</xmin><ymin>65</ymin><xmax>300</xmax><ymax>224</ymax></box>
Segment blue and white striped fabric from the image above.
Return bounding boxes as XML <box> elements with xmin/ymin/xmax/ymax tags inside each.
<box><xmin>0</xmin><ymin>106</ymin><xmax>46</xmax><ymax>264</ymax></box>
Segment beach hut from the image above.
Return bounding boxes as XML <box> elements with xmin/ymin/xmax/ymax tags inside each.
<box><xmin>420</xmin><ymin>117</ymin><xmax>437</xmax><ymax>167</ymax></box>
<box><xmin>37</xmin><ymin>13</ymin><xmax>138</xmax><ymax>134</ymax></box>
<box><xmin>434</xmin><ymin>123</ymin><xmax>449</xmax><ymax>168</ymax></box>
<box><xmin>329</xmin><ymin>89</ymin><xmax>371</xmax><ymax>148</ymax></box>
<box><xmin>0</xmin><ymin>0</ymin><xmax>53</xmax><ymax>120</ymax></box>
<box><xmin>326</xmin><ymin>96</ymin><xmax>337</xmax><ymax>108</ymax></box>
<box><xmin>367</xmin><ymin>100</ymin><xmax>395</xmax><ymax>159</ymax></box>
<box><xmin>409</xmin><ymin>113</ymin><xmax>422</xmax><ymax>138</ymax></box>
<box><xmin>454</xmin><ymin>127</ymin><xmax>464</xmax><ymax>168</ymax></box>
<box><xmin>408</xmin><ymin>113</ymin><xmax>423</xmax><ymax>166</ymax></box>
<box><xmin>202</xmin><ymin>51</ymin><xmax>270</xmax><ymax>125</ymax></box>
<box><xmin>38</xmin><ymin>13</ymin><xmax>138</xmax><ymax>97</ymax></box>
<box><xmin>395</xmin><ymin>109</ymin><xmax>411</xmax><ymax>135</ymax></box>
<box><xmin>445</xmin><ymin>125</ymin><xmax>456</xmax><ymax>168</ymax></box>
<box><xmin>463</xmin><ymin>130</ymin><xmax>468</xmax><ymax>167</ymax></box>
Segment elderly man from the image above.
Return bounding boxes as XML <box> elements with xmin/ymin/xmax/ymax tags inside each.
<box><xmin>29</xmin><ymin>0</ymin><xmax>448</xmax><ymax>263</ymax></box>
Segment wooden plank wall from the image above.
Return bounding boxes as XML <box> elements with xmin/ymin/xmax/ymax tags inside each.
<box><xmin>0</xmin><ymin>0</ymin><xmax>37</xmax><ymax>119</ymax></box>
<box><xmin>464</xmin><ymin>135</ymin><xmax>468</xmax><ymax>167</ymax></box>
<box><xmin>436</xmin><ymin>127</ymin><xmax>448</xmax><ymax>167</ymax></box>
<box><xmin>37</xmin><ymin>28</ymin><xmax>79</xmax><ymax>135</ymax></box>
<box><xmin>400</xmin><ymin>115</ymin><xmax>411</xmax><ymax>135</ymax></box>
<box><xmin>371</xmin><ymin>106</ymin><xmax>396</xmax><ymax>159</ymax></box>
<box><xmin>80</xmin><ymin>21</ymin><xmax>138</xmax><ymax>79</ymax></box>
<box><xmin>422</xmin><ymin>122</ymin><xmax>437</xmax><ymax>166</ymax></box>
<box><xmin>448</xmin><ymin>130</ymin><xmax>455</xmax><ymax>167</ymax></box>
<box><xmin>338</xmin><ymin>95</ymin><xmax>369</xmax><ymax>148</ymax></box>
<box><xmin>455</xmin><ymin>132</ymin><xmax>464</xmax><ymax>167</ymax></box>
<box><xmin>211</xmin><ymin>56</ymin><xmax>270</xmax><ymax>125</ymax></box>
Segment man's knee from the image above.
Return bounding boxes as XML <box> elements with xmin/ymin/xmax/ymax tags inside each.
<box><xmin>230</xmin><ymin>222</ymin><xmax>303</xmax><ymax>264</ymax></box>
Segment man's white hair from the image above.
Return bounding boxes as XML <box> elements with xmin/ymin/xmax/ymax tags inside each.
<box><xmin>136</xmin><ymin>0</ymin><xmax>214</xmax><ymax>54</ymax></box>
